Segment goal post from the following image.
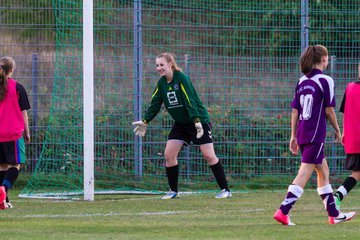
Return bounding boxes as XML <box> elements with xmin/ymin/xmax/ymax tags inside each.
<box><xmin>83</xmin><ymin>0</ymin><xmax>95</xmax><ymax>201</ymax></box>
<box><xmin>20</xmin><ymin>0</ymin><xmax>169</xmax><ymax>200</ymax></box>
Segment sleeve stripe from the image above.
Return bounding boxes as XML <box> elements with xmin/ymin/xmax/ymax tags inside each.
<box><xmin>313</xmin><ymin>74</ymin><xmax>335</xmax><ymax>101</ymax></box>
<box><xmin>180</xmin><ymin>83</ymin><xmax>192</xmax><ymax>107</ymax></box>
<box><xmin>151</xmin><ymin>87</ymin><xmax>159</xmax><ymax>98</ymax></box>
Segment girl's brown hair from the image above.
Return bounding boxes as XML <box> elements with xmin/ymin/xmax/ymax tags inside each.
<box><xmin>157</xmin><ymin>53</ymin><xmax>182</xmax><ymax>72</ymax></box>
<box><xmin>300</xmin><ymin>45</ymin><xmax>328</xmax><ymax>75</ymax></box>
<box><xmin>0</xmin><ymin>56</ymin><xmax>16</xmax><ymax>101</ymax></box>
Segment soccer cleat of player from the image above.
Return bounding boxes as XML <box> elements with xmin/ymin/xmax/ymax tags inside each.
<box><xmin>329</xmin><ymin>211</ymin><xmax>356</xmax><ymax>224</ymax></box>
<box><xmin>161</xmin><ymin>190</ymin><xmax>179</xmax><ymax>200</ymax></box>
<box><xmin>215</xmin><ymin>189</ymin><xmax>232</xmax><ymax>199</ymax></box>
<box><xmin>5</xmin><ymin>202</ymin><xmax>13</xmax><ymax>209</ymax></box>
<box><xmin>273</xmin><ymin>209</ymin><xmax>295</xmax><ymax>226</ymax></box>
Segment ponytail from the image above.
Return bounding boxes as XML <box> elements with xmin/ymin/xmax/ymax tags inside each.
<box><xmin>0</xmin><ymin>56</ymin><xmax>16</xmax><ymax>101</ymax></box>
<box><xmin>300</xmin><ymin>45</ymin><xmax>328</xmax><ymax>75</ymax></box>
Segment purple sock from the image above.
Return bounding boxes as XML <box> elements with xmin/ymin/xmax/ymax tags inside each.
<box><xmin>318</xmin><ymin>184</ymin><xmax>339</xmax><ymax>217</ymax></box>
<box><xmin>279</xmin><ymin>184</ymin><xmax>304</xmax><ymax>215</ymax></box>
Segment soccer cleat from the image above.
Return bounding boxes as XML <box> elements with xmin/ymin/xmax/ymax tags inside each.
<box><xmin>0</xmin><ymin>186</ymin><xmax>7</xmax><ymax>210</ymax></box>
<box><xmin>334</xmin><ymin>194</ymin><xmax>341</xmax><ymax>210</ymax></box>
<box><xmin>274</xmin><ymin>209</ymin><xmax>296</xmax><ymax>226</ymax></box>
<box><xmin>215</xmin><ymin>189</ymin><xmax>232</xmax><ymax>199</ymax></box>
<box><xmin>5</xmin><ymin>202</ymin><xmax>13</xmax><ymax>209</ymax></box>
<box><xmin>161</xmin><ymin>191</ymin><xmax>179</xmax><ymax>200</ymax></box>
<box><xmin>329</xmin><ymin>211</ymin><xmax>356</xmax><ymax>224</ymax></box>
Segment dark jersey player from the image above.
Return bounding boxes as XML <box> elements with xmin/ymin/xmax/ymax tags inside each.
<box><xmin>0</xmin><ymin>56</ymin><xmax>31</xmax><ymax>209</ymax></box>
<box><xmin>334</xmin><ymin>63</ymin><xmax>360</xmax><ymax>209</ymax></box>
<box><xmin>273</xmin><ymin>45</ymin><xmax>356</xmax><ymax>225</ymax></box>
<box><xmin>132</xmin><ymin>52</ymin><xmax>231</xmax><ymax>199</ymax></box>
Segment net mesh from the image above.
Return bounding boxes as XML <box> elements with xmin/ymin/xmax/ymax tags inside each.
<box><xmin>20</xmin><ymin>0</ymin><xmax>360</xmax><ymax>198</ymax></box>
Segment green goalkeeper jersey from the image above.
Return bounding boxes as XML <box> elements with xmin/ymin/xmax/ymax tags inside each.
<box><xmin>144</xmin><ymin>70</ymin><xmax>210</xmax><ymax>125</ymax></box>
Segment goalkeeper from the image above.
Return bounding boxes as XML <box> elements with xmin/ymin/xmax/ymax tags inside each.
<box><xmin>132</xmin><ymin>52</ymin><xmax>231</xmax><ymax>199</ymax></box>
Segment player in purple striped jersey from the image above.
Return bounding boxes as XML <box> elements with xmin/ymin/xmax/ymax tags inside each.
<box><xmin>273</xmin><ymin>45</ymin><xmax>356</xmax><ymax>225</ymax></box>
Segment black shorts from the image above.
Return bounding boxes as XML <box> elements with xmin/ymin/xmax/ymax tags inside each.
<box><xmin>168</xmin><ymin>122</ymin><xmax>213</xmax><ymax>146</ymax></box>
<box><xmin>0</xmin><ymin>137</ymin><xmax>26</xmax><ymax>164</ymax></box>
<box><xmin>345</xmin><ymin>154</ymin><xmax>360</xmax><ymax>171</ymax></box>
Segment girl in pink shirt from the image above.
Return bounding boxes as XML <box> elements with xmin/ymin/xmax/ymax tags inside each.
<box><xmin>0</xmin><ymin>56</ymin><xmax>30</xmax><ymax>209</ymax></box>
<box><xmin>335</xmin><ymin>63</ymin><xmax>360</xmax><ymax>209</ymax></box>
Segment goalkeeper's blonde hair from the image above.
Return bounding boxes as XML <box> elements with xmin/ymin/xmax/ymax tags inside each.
<box><xmin>157</xmin><ymin>53</ymin><xmax>182</xmax><ymax>72</ymax></box>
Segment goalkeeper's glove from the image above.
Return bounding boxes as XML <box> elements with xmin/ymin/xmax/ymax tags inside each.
<box><xmin>195</xmin><ymin>122</ymin><xmax>204</xmax><ymax>139</ymax></box>
<box><xmin>132</xmin><ymin>120</ymin><xmax>147</xmax><ymax>137</ymax></box>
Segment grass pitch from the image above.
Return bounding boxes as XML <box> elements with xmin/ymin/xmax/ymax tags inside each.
<box><xmin>0</xmin><ymin>189</ymin><xmax>359</xmax><ymax>239</ymax></box>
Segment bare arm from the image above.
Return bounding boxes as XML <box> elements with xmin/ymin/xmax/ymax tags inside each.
<box><xmin>289</xmin><ymin>108</ymin><xmax>299</xmax><ymax>155</ymax></box>
<box><xmin>22</xmin><ymin>110</ymin><xmax>30</xmax><ymax>143</ymax></box>
<box><xmin>325</xmin><ymin>106</ymin><xmax>341</xmax><ymax>143</ymax></box>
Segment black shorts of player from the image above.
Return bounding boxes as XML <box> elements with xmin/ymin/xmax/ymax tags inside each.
<box><xmin>168</xmin><ymin>122</ymin><xmax>213</xmax><ymax>146</ymax></box>
<box><xmin>345</xmin><ymin>154</ymin><xmax>360</xmax><ymax>171</ymax></box>
<box><xmin>0</xmin><ymin>137</ymin><xmax>26</xmax><ymax>164</ymax></box>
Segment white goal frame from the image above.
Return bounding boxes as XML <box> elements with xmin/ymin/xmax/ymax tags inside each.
<box><xmin>83</xmin><ymin>0</ymin><xmax>94</xmax><ymax>201</ymax></box>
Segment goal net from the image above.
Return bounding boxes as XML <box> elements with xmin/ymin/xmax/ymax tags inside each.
<box><xmin>20</xmin><ymin>0</ymin><xmax>356</xmax><ymax>199</ymax></box>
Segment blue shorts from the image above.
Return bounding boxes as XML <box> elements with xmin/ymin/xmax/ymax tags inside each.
<box><xmin>0</xmin><ymin>137</ymin><xmax>26</xmax><ymax>164</ymax></box>
<box><xmin>168</xmin><ymin>122</ymin><xmax>213</xmax><ymax>146</ymax></box>
<box><xmin>299</xmin><ymin>143</ymin><xmax>324</xmax><ymax>164</ymax></box>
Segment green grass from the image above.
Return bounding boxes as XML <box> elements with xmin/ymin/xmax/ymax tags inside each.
<box><xmin>0</xmin><ymin>189</ymin><xmax>359</xmax><ymax>240</ymax></box>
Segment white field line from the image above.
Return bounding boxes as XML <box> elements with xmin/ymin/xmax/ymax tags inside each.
<box><xmin>14</xmin><ymin>196</ymin><xmax>165</xmax><ymax>203</ymax></box>
<box><xmin>14</xmin><ymin>192</ymin><xmax>246</xmax><ymax>203</ymax></box>
<box><xmin>21</xmin><ymin>211</ymin><xmax>196</xmax><ymax>218</ymax></box>
<box><xmin>240</xmin><ymin>208</ymin><xmax>264</xmax><ymax>212</ymax></box>
<box><xmin>18</xmin><ymin>208</ymin><xmax>265</xmax><ymax>219</ymax></box>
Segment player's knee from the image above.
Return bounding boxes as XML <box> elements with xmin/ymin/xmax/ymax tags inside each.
<box><xmin>203</xmin><ymin>154</ymin><xmax>217</xmax><ymax>164</ymax></box>
<box><xmin>351</xmin><ymin>171</ymin><xmax>360</xmax><ymax>182</ymax></box>
<box><xmin>164</xmin><ymin>152</ymin><xmax>176</xmax><ymax>162</ymax></box>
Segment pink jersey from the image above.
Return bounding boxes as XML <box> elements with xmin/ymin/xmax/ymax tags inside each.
<box><xmin>0</xmin><ymin>79</ymin><xmax>24</xmax><ymax>141</ymax></box>
<box><xmin>343</xmin><ymin>82</ymin><xmax>360</xmax><ymax>153</ymax></box>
